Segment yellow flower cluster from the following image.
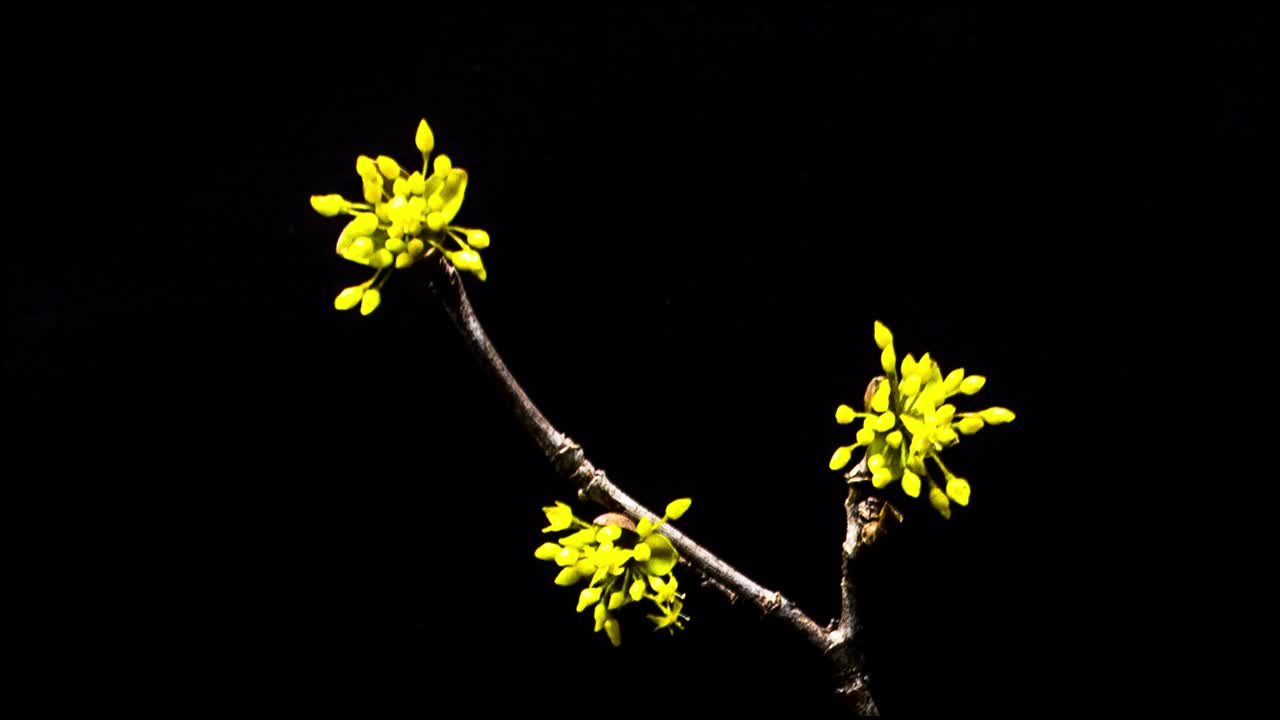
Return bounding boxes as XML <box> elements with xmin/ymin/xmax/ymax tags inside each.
<box><xmin>310</xmin><ymin>118</ymin><xmax>490</xmax><ymax>315</ymax></box>
<box><xmin>829</xmin><ymin>321</ymin><xmax>1015</xmax><ymax>518</ymax></box>
<box><xmin>535</xmin><ymin>499</ymin><xmax>692</xmax><ymax>646</ymax></box>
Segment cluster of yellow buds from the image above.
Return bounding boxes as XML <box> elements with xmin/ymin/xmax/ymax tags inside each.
<box><xmin>535</xmin><ymin>498</ymin><xmax>693</xmax><ymax>646</ymax></box>
<box><xmin>829</xmin><ymin>321</ymin><xmax>1015</xmax><ymax>518</ymax></box>
<box><xmin>310</xmin><ymin>118</ymin><xmax>491</xmax><ymax>315</ymax></box>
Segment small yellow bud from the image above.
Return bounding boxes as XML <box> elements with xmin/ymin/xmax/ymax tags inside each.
<box><xmin>605</xmin><ymin>618</ymin><xmax>622</xmax><ymax>647</ymax></box>
<box><xmin>577</xmin><ymin>587</ymin><xmax>602</xmax><ymax>612</ymax></box>
<box><xmin>630</xmin><ymin>579</ymin><xmax>646</xmax><ymax>602</ymax></box>
<box><xmin>446</xmin><ymin>248</ymin><xmax>486</xmax><ymax>280</ymax></box>
<box><xmin>665</xmin><ymin>498</ymin><xmax>692</xmax><ymax>520</ymax></box>
<box><xmin>385</xmin><ymin>237</ymin><xmax>406</xmax><ymax>254</ymax></box>
<box><xmin>935</xmin><ymin>426</ymin><xmax>958</xmax><ymax>445</ymax></box>
<box><xmin>929</xmin><ymin>485</ymin><xmax>952</xmax><ymax>519</ymax></box>
<box><xmin>881</xmin><ymin>345</ymin><xmax>896</xmax><ymax>375</ymax></box>
<box><xmin>334</xmin><ymin>286</ymin><xmax>364</xmax><ymax>311</ymax></box>
<box><xmin>867</xmin><ymin>453</ymin><xmax>885</xmax><ymax>471</ymax></box>
<box><xmin>899</xmin><ymin>375</ymin><xmax>921</xmax><ymax>397</ymax></box>
<box><xmin>871</xmin><ymin>379</ymin><xmax>891</xmax><ymax>413</ymax></box>
<box><xmin>636</xmin><ymin>517</ymin><xmax>654</xmax><ymax>537</ymax></box>
<box><xmin>936</xmin><ymin>404</ymin><xmax>956</xmax><ymax>423</ymax></box>
<box><xmin>534</xmin><ymin>542</ymin><xmax>560</xmax><ymax>560</ymax></box>
<box><xmin>394</xmin><ymin>252</ymin><xmax>413</xmax><ymax>269</ymax></box>
<box><xmin>426</xmin><ymin>193</ymin><xmax>444</xmax><ymax>212</ymax></box>
<box><xmin>901</xmin><ymin>469</ymin><xmax>922</xmax><ymax>498</ymax></box>
<box><xmin>835</xmin><ymin>404</ymin><xmax>856</xmax><ymax>424</ymax></box>
<box><xmin>310</xmin><ymin>194</ymin><xmax>347</xmax><ymax>217</ymax></box>
<box><xmin>392</xmin><ymin>176</ymin><xmax>409</xmax><ymax>197</ymax></box>
<box><xmin>956</xmin><ymin>416</ymin><xmax>985</xmax><ymax>434</ymax></box>
<box><xmin>943</xmin><ymin>368</ymin><xmax>965</xmax><ymax>394</ymax></box>
<box><xmin>594</xmin><ymin>599</ymin><xmax>608</xmax><ymax>631</ymax></box>
<box><xmin>426</xmin><ymin>211</ymin><xmax>445</xmax><ymax>232</ymax></box>
<box><xmin>901</xmin><ymin>354</ymin><xmax>917</xmax><ymax>377</ymax></box>
<box><xmin>913</xmin><ymin>353</ymin><xmax>934</xmax><ymax>379</ymax></box>
<box><xmin>345</xmin><ymin>237</ymin><xmax>374</xmax><ymax>262</ymax></box>
<box><xmin>632</xmin><ymin>542</ymin><xmax>651</xmax><ymax>562</ymax></box>
<box><xmin>960</xmin><ymin>375</ymin><xmax>987</xmax><ymax>395</ymax></box>
<box><xmin>465</xmin><ymin>228</ymin><xmax>490</xmax><ymax>249</ymax></box>
<box><xmin>370</xmin><ymin>249</ymin><xmax>394</xmax><ymax>269</ymax></box>
<box><xmin>946</xmin><ymin>477</ymin><xmax>971</xmax><ymax>506</ymax></box>
<box><xmin>871</xmin><ymin>467</ymin><xmax>895</xmax><ymax>488</ymax></box>
<box><xmin>608</xmin><ymin>591</ymin><xmax>626</xmax><ymax>610</ymax></box>
<box><xmin>362</xmin><ymin>178</ymin><xmax>382</xmax><ymax>204</ymax></box>
<box><xmin>829</xmin><ymin>446</ymin><xmax>852</xmax><ymax>471</ymax></box>
<box><xmin>554</xmin><ymin>567</ymin><xmax>581</xmax><ymax>586</ymax></box>
<box><xmin>886</xmin><ymin>430</ymin><xmax>903</xmax><ymax>448</ymax></box>
<box><xmin>356</xmin><ymin>155</ymin><xmax>378</xmax><ymax>180</ymax></box>
<box><xmin>415</xmin><ymin>118</ymin><xmax>435</xmax><ymax>154</ymax></box>
<box><xmin>874</xmin><ymin>411</ymin><xmax>896</xmax><ymax>432</ymax></box>
<box><xmin>407</xmin><ymin>238</ymin><xmax>425</xmax><ymax>257</ymax></box>
<box><xmin>376</xmin><ymin>155</ymin><xmax>401</xmax><ymax>179</ymax></box>
<box><xmin>407</xmin><ymin>171</ymin><xmax>426</xmax><ymax>195</ymax></box>
<box><xmin>433</xmin><ymin>154</ymin><xmax>452</xmax><ymax>177</ymax></box>
<box><xmin>873</xmin><ymin>320</ymin><xmax>893</xmax><ymax>349</ymax></box>
<box><xmin>345</xmin><ymin>212</ymin><xmax>379</xmax><ymax>238</ymax></box>
<box><xmin>980</xmin><ymin>407</ymin><xmax>1016</xmax><ymax>424</ymax></box>
<box><xmin>359</xmin><ymin>288</ymin><xmax>381</xmax><ymax>315</ymax></box>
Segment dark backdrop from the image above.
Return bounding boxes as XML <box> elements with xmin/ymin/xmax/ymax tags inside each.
<box><xmin>7</xmin><ymin>7</ymin><xmax>1268</xmax><ymax>716</ymax></box>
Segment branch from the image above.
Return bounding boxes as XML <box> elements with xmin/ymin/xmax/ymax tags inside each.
<box><xmin>832</xmin><ymin>460</ymin><xmax>885</xmax><ymax>716</ymax></box>
<box><xmin>426</xmin><ymin>256</ymin><xmax>879</xmax><ymax>715</ymax></box>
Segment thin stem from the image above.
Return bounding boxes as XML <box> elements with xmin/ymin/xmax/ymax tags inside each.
<box><xmin>426</xmin><ymin>255</ymin><xmax>879</xmax><ymax>716</ymax></box>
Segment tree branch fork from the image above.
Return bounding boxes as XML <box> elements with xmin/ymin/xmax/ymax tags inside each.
<box><xmin>427</xmin><ymin>259</ymin><xmax>881</xmax><ymax>716</ymax></box>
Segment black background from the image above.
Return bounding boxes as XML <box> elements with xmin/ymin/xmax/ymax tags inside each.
<box><xmin>7</xmin><ymin>7</ymin><xmax>1269</xmax><ymax>716</ymax></box>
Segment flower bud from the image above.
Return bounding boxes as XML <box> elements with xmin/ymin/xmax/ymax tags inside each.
<box><xmin>835</xmin><ymin>404</ymin><xmax>856</xmax><ymax>424</ymax></box>
<box><xmin>829</xmin><ymin>446</ymin><xmax>852</xmax><ymax>471</ymax></box>
<box><xmin>577</xmin><ymin>587</ymin><xmax>602</xmax><ymax>612</ymax></box>
<box><xmin>310</xmin><ymin>194</ymin><xmax>347</xmax><ymax>217</ymax></box>
<box><xmin>534</xmin><ymin>542</ymin><xmax>560</xmax><ymax>560</ymax></box>
<box><xmin>960</xmin><ymin>375</ymin><xmax>987</xmax><ymax>395</ymax></box>
<box><xmin>871</xmin><ymin>467</ymin><xmax>896</xmax><ymax>488</ymax></box>
<box><xmin>407</xmin><ymin>170</ymin><xmax>426</xmax><ymax>195</ymax></box>
<box><xmin>415</xmin><ymin>118</ymin><xmax>435</xmax><ymax>154</ymax></box>
<box><xmin>946</xmin><ymin>477</ymin><xmax>971</xmax><ymax>506</ymax></box>
<box><xmin>333</xmin><ymin>285</ymin><xmax>364</xmax><ymax>311</ymax></box>
<box><xmin>943</xmin><ymin>368</ymin><xmax>965</xmax><ymax>394</ymax></box>
<box><xmin>901</xmin><ymin>469</ymin><xmax>922</xmax><ymax>498</ymax></box>
<box><xmin>554</xmin><ymin>567</ymin><xmax>581</xmax><ymax>586</ymax></box>
<box><xmin>880</xmin><ymin>345</ymin><xmax>896</xmax><ymax>375</ymax></box>
<box><xmin>359</xmin><ymin>288</ymin><xmax>381</xmax><ymax>315</ymax></box>
<box><xmin>899</xmin><ymin>374</ymin><xmax>921</xmax><ymax>397</ymax></box>
<box><xmin>929</xmin><ymin>485</ymin><xmax>952</xmax><ymax>519</ymax></box>
<box><xmin>665</xmin><ymin>498</ymin><xmax>692</xmax><ymax>520</ymax></box>
<box><xmin>871</xmin><ymin>379</ymin><xmax>891</xmax><ymax>413</ymax></box>
<box><xmin>873</xmin><ymin>320</ymin><xmax>893</xmax><ymax>349</ymax></box>
<box><xmin>979</xmin><ymin>407</ymin><xmax>1016</xmax><ymax>424</ymax></box>
<box><xmin>956</xmin><ymin>416</ymin><xmax>985</xmax><ymax>434</ymax></box>
<box><xmin>433</xmin><ymin>154</ymin><xmax>452</xmax><ymax>177</ymax></box>
<box><xmin>464</xmin><ymin>228</ymin><xmax>490</xmax><ymax>249</ymax></box>
<box><xmin>376</xmin><ymin>155</ymin><xmax>401</xmax><ymax>179</ymax></box>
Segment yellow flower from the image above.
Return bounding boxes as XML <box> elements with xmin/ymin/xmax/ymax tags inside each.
<box><xmin>533</xmin><ymin>498</ymin><xmax>691</xmax><ymax>645</ymax></box>
<box><xmin>829</xmin><ymin>321</ymin><xmax>1015</xmax><ymax>517</ymax></box>
<box><xmin>310</xmin><ymin>118</ymin><xmax>492</xmax><ymax>315</ymax></box>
